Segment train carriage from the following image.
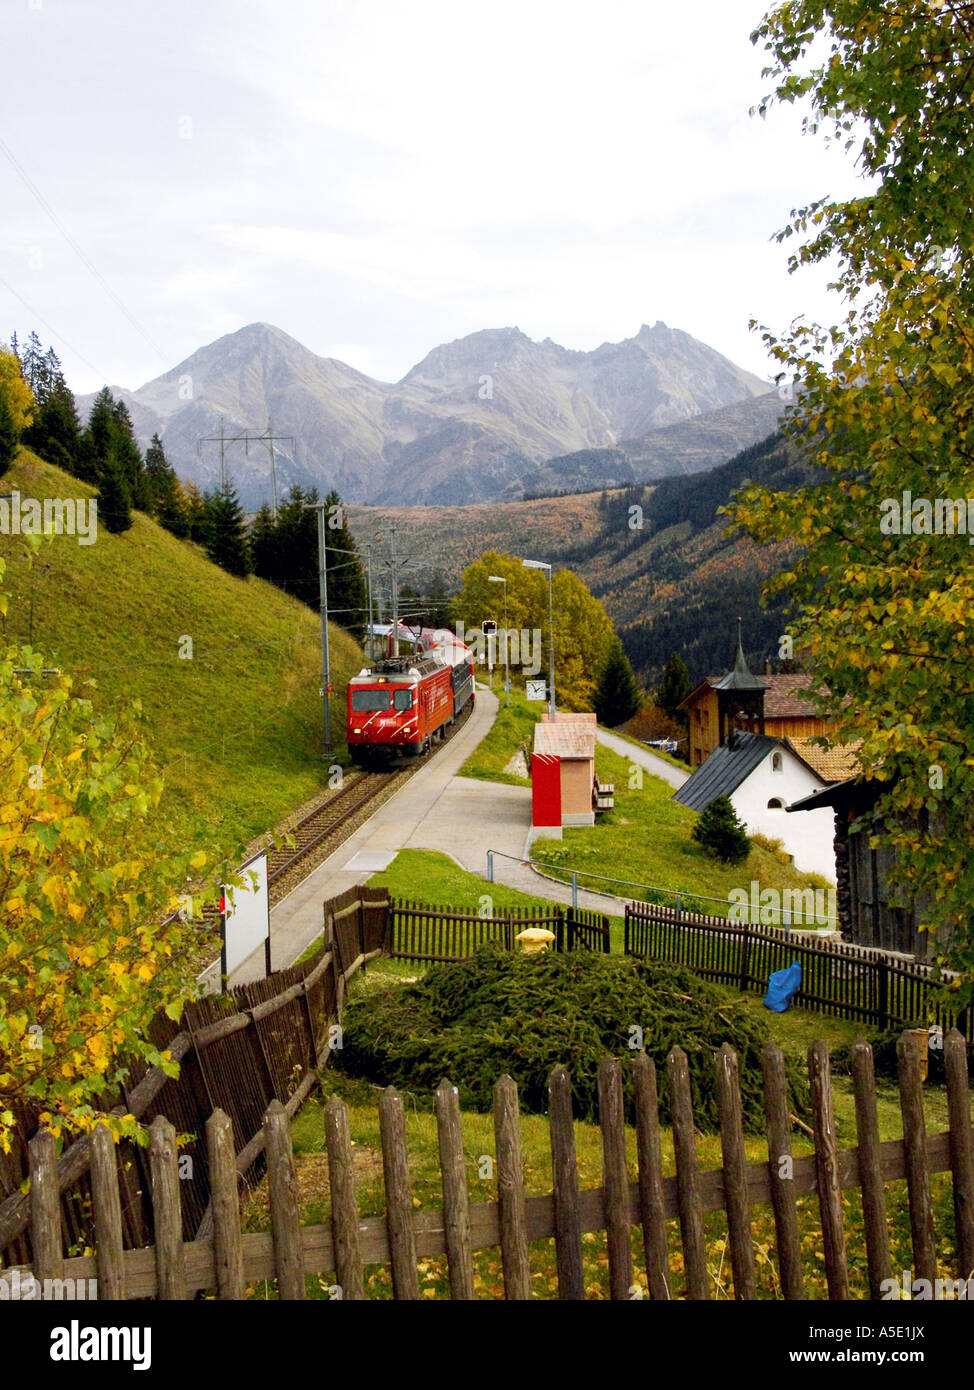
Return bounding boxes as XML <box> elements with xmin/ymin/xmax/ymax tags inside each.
<box><xmin>347</xmin><ymin>635</ymin><xmax>474</xmax><ymax>765</ymax></box>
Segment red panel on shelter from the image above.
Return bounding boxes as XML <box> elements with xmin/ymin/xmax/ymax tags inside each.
<box><xmin>532</xmin><ymin>751</ymin><xmax>562</xmax><ymax>828</ymax></box>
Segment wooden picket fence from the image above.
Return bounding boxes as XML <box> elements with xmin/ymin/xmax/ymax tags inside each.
<box><xmin>6</xmin><ymin>1032</ymin><xmax>972</xmax><ymax>1300</ymax></box>
<box><xmin>0</xmin><ymin>884</ymin><xmax>391</xmax><ymax>1268</ymax></box>
<box><xmin>390</xmin><ymin>899</ymin><xmax>610</xmax><ymax>962</ymax></box>
<box><xmin>625</xmin><ymin>900</ymin><xmax>973</xmax><ymax>1041</ymax></box>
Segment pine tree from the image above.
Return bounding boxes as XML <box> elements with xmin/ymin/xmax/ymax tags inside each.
<box><xmin>97</xmin><ymin>448</ymin><xmax>133</xmax><ymax>534</ymax></box>
<box><xmin>204</xmin><ymin>480</ymin><xmax>252</xmax><ymax>578</ymax></box>
<box><xmin>249</xmin><ymin>502</ymin><xmax>279</xmax><ymax>582</ymax></box>
<box><xmin>22</xmin><ymin>343</ymin><xmax>82</xmax><ymax>476</ymax></box>
<box><xmin>656</xmin><ymin>652</ymin><xmax>692</xmax><ymax>722</ymax></box>
<box><xmin>144</xmin><ymin>433</ymin><xmax>188</xmax><ymax>534</ymax></box>
<box><xmin>182</xmin><ymin>481</ymin><xmax>207</xmax><ymax>543</ymax></box>
<box><xmin>112</xmin><ymin>400</ymin><xmax>151</xmax><ymax>511</ymax></box>
<box><xmin>323</xmin><ymin>489</ymin><xmax>367</xmax><ymax>641</ymax></box>
<box><xmin>0</xmin><ymin>393</ymin><xmax>18</xmax><ymax>476</ymax></box>
<box><xmin>692</xmin><ymin>794</ymin><xmax>750</xmax><ymax>865</ymax></box>
<box><xmin>593</xmin><ymin>636</ymin><xmax>643</xmax><ymax>726</ymax></box>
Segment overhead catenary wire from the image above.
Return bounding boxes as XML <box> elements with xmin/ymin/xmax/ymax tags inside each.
<box><xmin>0</xmin><ymin>137</ymin><xmax>168</xmax><ymax>364</ymax></box>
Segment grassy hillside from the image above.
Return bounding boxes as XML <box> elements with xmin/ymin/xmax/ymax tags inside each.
<box><xmin>1</xmin><ymin>449</ymin><xmax>363</xmax><ymax>856</ymax></box>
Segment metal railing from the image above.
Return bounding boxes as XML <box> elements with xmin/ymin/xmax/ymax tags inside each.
<box><xmin>485</xmin><ymin>847</ymin><xmax>838</xmax><ymax>931</ymax></box>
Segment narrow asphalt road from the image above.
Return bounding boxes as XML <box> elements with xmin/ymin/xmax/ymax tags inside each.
<box><xmin>212</xmin><ymin>697</ymin><xmax>691</xmax><ymax>986</ymax></box>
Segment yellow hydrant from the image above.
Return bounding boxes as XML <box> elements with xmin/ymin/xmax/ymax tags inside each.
<box><xmin>516</xmin><ymin>927</ymin><xmax>556</xmax><ymax>954</ymax></box>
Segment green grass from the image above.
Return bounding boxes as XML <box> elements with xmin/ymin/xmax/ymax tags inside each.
<box><xmin>1</xmin><ymin>450</ymin><xmax>363</xmax><ymax>857</ymax></box>
<box><xmin>530</xmin><ymin>744</ymin><xmax>834</xmax><ymax>916</ymax></box>
<box><xmin>458</xmin><ymin>682</ymin><xmax>539</xmax><ymax>785</ymax></box>
<box><xmin>236</xmin><ymin>985</ymin><xmax>963</xmax><ymax>1300</ymax></box>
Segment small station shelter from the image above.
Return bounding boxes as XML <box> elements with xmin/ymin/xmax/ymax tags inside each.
<box><xmin>531</xmin><ymin>712</ymin><xmax>612</xmax><ymax>834</ymax></box>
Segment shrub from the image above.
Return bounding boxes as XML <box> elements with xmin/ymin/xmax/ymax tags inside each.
<box><xmin>692</xmin><ymin>794</ymin><xmax>750</xmax><ymax>864</ymax></box>
<box><xmin>338</xmin><ymin>946</ymin><xmax>808</xmax><ymax>1132</ymax></box>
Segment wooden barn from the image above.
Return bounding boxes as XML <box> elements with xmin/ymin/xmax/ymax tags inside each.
<box><xmin>681</xmin><ymin>622</ymin><xmax>843</xmax><ymax>769</ymax></box>
<box><xmin>787</xmin><ymin>777</ymin><xmax>949</xmax><ymax>962</ymax></box>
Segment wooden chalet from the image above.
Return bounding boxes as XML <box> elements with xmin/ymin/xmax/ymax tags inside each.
<box><xmin>787</xmin><ymin>778</ymin><xmax>948</xmax><ymax>962</ymax></box>
<box><xmin>680</xmin><ymin>622</ymin><xmax>840</xmax><ymax>769</ymax></box>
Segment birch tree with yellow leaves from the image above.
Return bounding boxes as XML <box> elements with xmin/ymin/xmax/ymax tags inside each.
<box><xmin>731</xmin><ymin>0</ymin><xmax>974</xmax><ymax>996</ymax></box>
<box><xmin>0</xmin><ymin>553</ymin><xmax>220</xmax><ymax>1149</ymax></box>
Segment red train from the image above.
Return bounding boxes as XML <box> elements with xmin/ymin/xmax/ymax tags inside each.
<box><xmin>347</xmin><ymin>632</ymin><xmax>475</xmax><ymax>765</ymax></box>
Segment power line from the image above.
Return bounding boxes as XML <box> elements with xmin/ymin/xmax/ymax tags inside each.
<box><xmin>0</xmin><ymin>274</ymin><xmax>108</xmax><ymax>380</ymax></box>
<box><xmin>0</xmin><ymin>137</ymin><xmax>168</xmax><ymax>364</ymax></box>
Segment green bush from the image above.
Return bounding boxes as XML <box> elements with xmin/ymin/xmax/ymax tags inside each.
<box><xmin>692</xmin><ymin>794</ymin><xmax>751</xmax><ymax>865</ymax></box>
<box><xmin>338</xmin><ymin>945</ymin><xmax>808</xmax><ymax>1132</ymax></box>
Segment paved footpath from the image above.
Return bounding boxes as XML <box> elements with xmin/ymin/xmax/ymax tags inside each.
<box><xmin>220</xmin><ymin>695</ymin><xmax>689</xmax><ymax>985</ymax></box>
<box><xmin>226</xmin><ymin>685</ymin><xmax>507</xmax><ymax>984</ymax></box>
<box><xmin>595</xmin><ymin>729</ymin><xmax>689</xmax><ymax>790</ymax></box>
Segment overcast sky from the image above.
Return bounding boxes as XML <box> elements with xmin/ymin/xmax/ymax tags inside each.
<box><xmin>1</xmin><ymin>0</ymin><xmax>865</xmax><ymax>395</ymax></box>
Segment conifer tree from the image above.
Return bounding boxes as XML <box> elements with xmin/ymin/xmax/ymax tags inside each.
<box><xmin>21</xmin><ymin>343</ymin><xmax>83</xmax><ymax>476</ymax></box>
<box><xmin>323</xmin><ymin>489</ymin><xmax>367</xmax><ymax>641</ymax></box>
<box><xmin>97</xmin><ymin>448</ymin><xmax>133</xmax><ymax>534</ymax></box>
<box><xmin>0</xmin><ymin>393</ymin><xmax>18</xmax><ymax>476</ymax></box>
<box><xmin>182</xmin><ymin>481</ymin><xmax>207</xmax><ymax>543</ymax></box>
<box><xmin>204</xmin><ymin>480</ymin><xmax>252</xmax><ymax>578</ymax></box>
<box><xmin>249</xmin><ymin>502</ymin><xmax>279</xmax><ymax>582</ymax></box>
<box><xmin>593</xmin><ymin>636</ymin><xmax>643</xmax><ymax>726</ymax></box>
<box><xmin>144</xmin><ymin>432</ymin><xmax>188</xmax><ymax>535</ymax></box>
<box><xmin>111</xmin><ymin>400</ymin><xmax>151</xmax><ymax>511</ymax></box>
<box><xmin>692</xmin><ymin>794</ymin><xmax>750</xmax><ymax>865</ymax></box>
<box><xmin>656</xmin><ymin>652</ymin><xmax>692</xmax><ymax>723</ymax></box>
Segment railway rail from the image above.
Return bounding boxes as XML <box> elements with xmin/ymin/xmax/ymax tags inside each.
<box><xmin>265</xmin><ymin>695</ymin><xmax>475</xmax><ymax>906</ymax></box>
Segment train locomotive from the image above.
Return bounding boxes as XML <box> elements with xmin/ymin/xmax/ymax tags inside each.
<box><xmin>346</xmin><ymin>631</ymin><xmax>475</xmax><ymax>765</ymax></box>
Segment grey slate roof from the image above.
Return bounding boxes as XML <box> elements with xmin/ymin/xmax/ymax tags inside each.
<box><xmin>672</xmin><ymin>731</ymin><xmax>783</xmax><ymax>812</ymax></box>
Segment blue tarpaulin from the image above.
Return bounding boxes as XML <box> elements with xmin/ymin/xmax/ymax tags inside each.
<box><xmin>763</xmin><ymin>960</ymin><xmax>802</xmax><ymax>1013</ymax></box>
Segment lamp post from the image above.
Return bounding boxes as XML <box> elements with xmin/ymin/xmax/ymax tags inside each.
<box><xmin>521</xmin><ymin>558</ymin><xmax>555</xmax><ymax>722</ymax></box>
<box><xmin>487</xmin><ymin>574</ymin><xmax>510</xmax><ymax>707</ymax></box>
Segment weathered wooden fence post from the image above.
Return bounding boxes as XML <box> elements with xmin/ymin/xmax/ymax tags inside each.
<box><xmin>808</xmin><ymin>1041</ymin><xmax>849</xmax><ymax>1299</ymax></box>
<box><xmin>434</xmin><ymin>1079</ymin><xmax>475</xmax><ymax>1301</ymax></box>
<box><xmin>379</xmin><ymin>1087</ymin><xmax>420</xmax><ymax>1300</ymax></box>
<box><xmin>148</xmin><ymin>1116</ymin><xmax>187</xmax><ymax>1300</ymax></box>
<box><xmin>666</xmin><ymin>1046</ymin><xmax>709</xmax><ymax>1299</ymax></box>
<box><xmin>850</xmin><ymin>1039</ymin><xmax>891</xmax><ymax>1298</ymax></box>
<box><xmin>547</xmin><ymin>1064</ymin><xmax>584</xmax><ymax>1300</ymax></box>
<box><xmin>597</xmin><ymin>1057</ymin><xmax>633</xmax><ymax>1299</ymax></box>
<box><xmin>324</xmin><ymin>1095</ymin><xmax>365</xmax><ymax>1300</ymax></box>
<box><xmin>90</xmin><ymin>1124</ymin><xmax>126</xmax><ymax>1300</ymax></box>
<box><xmin>264</xmin><ymin>1100</ymin><xmax>306</xmax><ymax>1300</ymax></box>
<box><xmin>29</xmin><ymin>1129</ymin><xmax>63</xmax><ymax>1288</ymax></box>
<box><xmin>207</xmin><ymin>1108</ymin><xmax>245</xmax><ymax>1300</ymax></box>
<box><xmin>631</xmin><ymin>1052</ymin><xmax>670</xmax><ymax>1300</ymax></box>
<box><xmin>493</xmin><ymin>1075</ymin><xmax>532</xmax><ymax>1299</ymax></box>
<box><xmin>944</xmin><ymin>1028</ymin><xmax>974</xmax><ymax>1280</ymax></box>
<box><xmin>761</xmin><ymin>1042</ymin><xmax>803</xmax><ymax>1300</ymax></box>
<box><xmin>897</xmin><ymin>1031</ymin><xmax>937</xmax><ymax>1287</ymax></box>
<box><xmin>715</xmin><ymin>1044</ymin><xmax>756</xmax><ymax>1299</ymax></box>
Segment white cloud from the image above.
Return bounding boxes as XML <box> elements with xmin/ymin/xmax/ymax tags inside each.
<box><xmin>0</xmin><ymin>0</ymin><xmax>871</xmax><ymax>394</ymax></box>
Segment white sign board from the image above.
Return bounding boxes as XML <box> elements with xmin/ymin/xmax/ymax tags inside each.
<box><xmin>222</xmin><ymin>850</ymin><xmax>270</xmax><ymax>977</ymax></box>
<box><xmin>526</xmin><ymin>679</ymin><xmax>547</xmax><ymax>702</ymax></box>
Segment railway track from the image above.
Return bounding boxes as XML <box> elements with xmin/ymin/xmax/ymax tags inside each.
<box><xmin>265</xmin><ymin>696</ymin><xmax>475</xmax><ymax>906</ymax></box>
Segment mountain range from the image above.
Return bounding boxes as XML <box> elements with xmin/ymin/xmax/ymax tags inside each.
<box><xmin>77</xmin><ymin>321</ymin><xmax>777</xmax><ymax>507</ymax></box>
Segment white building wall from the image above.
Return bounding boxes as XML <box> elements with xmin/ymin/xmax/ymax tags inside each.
<box><xmin>730</xmin><ymin>749</ymin><xmax>836</xmax><ymax>883</ymax></box>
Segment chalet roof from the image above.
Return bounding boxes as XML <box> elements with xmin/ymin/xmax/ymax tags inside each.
<box><xmin>764</xmin><ymin>675</ymin><xmax>825</xmax><ymax>719</ymax></box>
<box><xmin>672</xmin><ymin>731</ymin><xmax>809</xmax><ymax>813</ymax></box>
<box><xmin>787</xmin><ymin>737</ymin><xmax>861</xmax><ymax>783</ymax></box>
<box><xmin>534</xmin><ymin>715</ymin><xmax>597</xmax><ymax>760</ymax></box>
<box><xmin>680</xmin><ymin>671</ymin><xmax>830</xmax><ymax>719</ymax></box>
<box><xmin>787</xmin><ymin>776</ymin><xmax>884</xmax><ymax>815</ymax></box>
